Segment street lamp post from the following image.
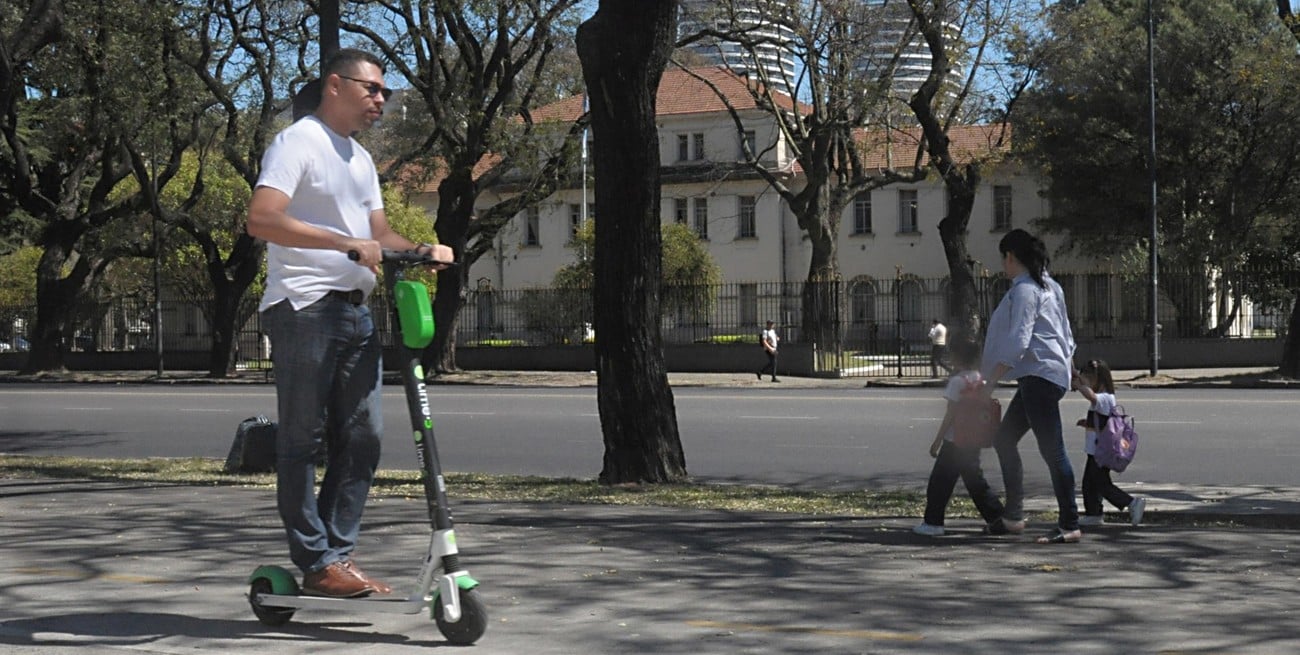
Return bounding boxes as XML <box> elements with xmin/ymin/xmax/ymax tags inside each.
<box><xmin>1146</xmin><ymin>0</ymin><xmax>1160</xmax><ymax>377</ymax></box>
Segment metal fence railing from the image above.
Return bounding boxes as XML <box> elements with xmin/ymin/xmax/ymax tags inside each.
<box><xmin>2</xmin><ymin>268</ymin><xmax>1295</xmax><ymax>377</ymax></box>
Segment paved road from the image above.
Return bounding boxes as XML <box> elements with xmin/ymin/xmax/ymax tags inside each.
<box><xmin>2</xmin><ymin>383</ymin><xmax>1298</xmax><ymax>493</ymax></box>
<box><xmin>3</xmin><ymin>369</ymin><xmax>1300</xmax><ymax>653</ymax></box>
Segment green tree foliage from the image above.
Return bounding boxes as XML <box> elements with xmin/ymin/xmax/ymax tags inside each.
<box><xmin>1013</xmin><ymin>0</ymin><xmax>1300</xmax><ymax>339</ymax></box>
<box><xmin>380</xmin><ymin>186</ymin><xmax>442</xmax><ymax>290</ymax></box>
<box><xmin>0</xmin><ymin>246</ymin><xmax>40</xmax><ymax>343</ymax></box>
<box><xmin>0</xmin><ymin>0</ymin><xmax>215</xmax><ymax>372</ymax></box>
<box><xmin>0</xmin><ymin>246</ymin><xmax>39</xmax><ymax>309</ymax></box>
<box><xmin>531</xmin><ymin>221</ymin><xmax>723</xmax><ymax>342</ymax></box>
<box><xmin>340</xmin><ymin>0</ymin><xmax>588</xmax><ymax>373</ymax></box>
<box><xmin>1015</xmin><ymin>0</ymin><xmax>1300</xmax><ymax>271</ymax></box>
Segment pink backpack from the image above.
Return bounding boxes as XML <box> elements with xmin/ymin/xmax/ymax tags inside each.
<box><xmin>1094</xmin><ymin>404</ymin><xmax>1139</xmax><ymax>472</ymax></box>
<box><xmin>952</xmin><ymin>377</ymin><xmax>1001</xmax><ymax>449</ymax></box>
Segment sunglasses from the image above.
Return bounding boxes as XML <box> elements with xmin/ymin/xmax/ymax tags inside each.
<box><xmin>338</xmin><ymin>75</ymin><xmax>393</xmax><ymax>101</ymax></box>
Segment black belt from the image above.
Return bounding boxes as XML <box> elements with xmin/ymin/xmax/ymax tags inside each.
<box><xmin>327</xmin><ymin>289</ymin><xmax>365</xmax><ymax>305</ymax></box>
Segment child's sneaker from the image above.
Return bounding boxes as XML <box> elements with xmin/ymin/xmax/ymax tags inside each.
<box><xmin>912</xmin><ymin>522</ymin><xmax>945</xmax><ymax>537</ymax></box>
<box><xmin>1129</xmin><ymin>497</ymin><xmax>1146</xmax><ymax>526</ymax></box>
<box><xmin>1078</xmin><ymin>514</ymin><xmax>1104</xmax><ymax>527</ymax></box>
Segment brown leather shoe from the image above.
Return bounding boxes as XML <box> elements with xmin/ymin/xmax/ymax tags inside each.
<box><xmin>302</xmin><ymin>561</ymin><xmax>377</xmax><ymax>598</ymax></box>
<box><xmin>342</xmin><ymin>559</ymin><xmax>392</xmax><ymax>595</ymax></box>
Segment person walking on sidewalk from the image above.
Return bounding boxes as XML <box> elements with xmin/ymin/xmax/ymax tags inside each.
<box><xmin>246</xmin><ymin>48</ymin><xmax>453</xmax><ymax>598</ymax></box>
<box><xmin>757</xmin><ymin>320</ymin><xmax>780</xmax><ymax>382</ymax></box>
<box><xmin>980</xmin><ymin>229</ymin><xmax>1081</xmax><ymax>545</ymax></box>
<box><xmin>928</xmin><ymin>319</ymin><xmax>950</xmax><ymax>377</ymax></box>
<box><xmin>913</xmin><ymin>337</ymin><xmax>1006</xmax><ymax>537</ymax></box>
<box><xmin>1072</xmin><ymin>359</ymin><xmax>1146</xmax><ymax>527</ymax></box>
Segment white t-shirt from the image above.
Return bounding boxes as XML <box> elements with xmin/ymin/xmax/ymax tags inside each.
<box><xmin>941</xmin><ymin>369</ymin><xmax>984</xmax><ymax>442</ymax></box>
<box><xmin>928</xmin><ymin>323</ymin><xmax>947</xmax><ymax>346</ymax></box>
<box><xmin>1083</xmin><ymin>392</ymin><xmax>1118</xmax><ymax>455</ymax></box>
<box><xmin>256</xmin><ymin>115</ymin><xmax>384</xmax><ymax>311</ymax></box>
<box><xmin>762</xmin><ymin>327</ymin><xmax>779</xmax><ymax>351</ymax></box>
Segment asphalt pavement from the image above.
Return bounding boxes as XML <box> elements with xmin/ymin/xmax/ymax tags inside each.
<box><xmin>2</xmin><ymin>366</ymin><xmax>1299</xmax><ymax>653</ymax></box>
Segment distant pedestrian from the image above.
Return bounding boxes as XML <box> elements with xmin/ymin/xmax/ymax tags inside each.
<box><xmin>913</xmin><ymin>337</ymin><xmax>1006</xmax><ymax>537</ymax></box>
<box><xmin>757</xmin><ymin>320</ymin><xmax>780</xmax><ymax>382</ymax></box>
<box><xmin>1072</xmin><ymin>359</ymin><xmax>1146</xmax><ymax>527</ymax></box>
<box><xmin>980</xmin><ymin>228</ymin><xmax>1081</xmax><ymax>545</ymax></box>
<box><xmin>928</xmin><ymin>319</ymin><xmax>950</xmax><ymax>377</ymax></box>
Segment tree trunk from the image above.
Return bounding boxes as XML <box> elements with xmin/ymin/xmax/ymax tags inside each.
<box><xmin>798</xmin><ymin>187</ymin><xmax>841</xmax><ymax>350</ymax></box>
<box><xmin>1279</xmin><ymin>289</ymin><xmax>1300</xmax><ymax>379</ymax></box>
<box><xmin>206</xmin><ymin>286</ymin><xmax>243</xmax><ymax>378</ymax></box>
<box><xmin>422</xmin><ymin>171</ymin><xmax>477</xmax><ymax>375</ymax></box>
<box><xmin>937</xmin><ymin>177</ymin><xmax>980</xmax><ymax>336</ymax></box>
<box><xmin>577</xmin><ymin>0</ymin><xmax>686</xmax><ymax>485</ymax></box>
<box><xmin>21</xmin><ymin>241</ymin><xmax>94</xmax><ymax>374</ymax></box>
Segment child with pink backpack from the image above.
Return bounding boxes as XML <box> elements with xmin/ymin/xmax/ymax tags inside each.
<box><xmin>1072</xmin><ymin>359</ymin><xmax>1145</xmax><ymax>526</ymax></box>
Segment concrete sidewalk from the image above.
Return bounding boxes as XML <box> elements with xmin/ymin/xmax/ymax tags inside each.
<box><xmin>2</xmin><ymin>477</ymin><xmax>1299</xmax><ymax>654</ymax></box>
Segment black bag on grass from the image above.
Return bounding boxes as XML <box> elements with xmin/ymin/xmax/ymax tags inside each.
<box><xmin>224</xmin><ymin>415</ymin><xmax>278</xmax><ymax>473</ymax></box>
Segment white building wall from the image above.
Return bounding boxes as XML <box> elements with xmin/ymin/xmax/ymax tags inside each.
<box><xmin>421</xmin><ymin>107</ymin><xmax>1081</xmax><ymax>295</ymax></box>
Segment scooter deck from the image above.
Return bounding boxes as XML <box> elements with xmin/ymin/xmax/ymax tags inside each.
<box><xmin>252</xmin><ymin>592</ymin><xmax>429</xmax><ymax>615</ymax></box>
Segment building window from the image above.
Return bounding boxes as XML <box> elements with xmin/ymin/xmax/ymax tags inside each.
<box><xmin>739</xmin><ymin>129</ymin><xmax>757</xmax><ymax>160</ymax></box>
<box><xmin>693</xmin><ymin>197</ymin><xmax>709</xmax><ymax>240</ymax></box>
<box><xmin>568</xmin><ymin>204</ymin><xmax>583</xmax><ymax>243</ymax></box>
<box><xmin>853</xmin><ymin>192</ymin><xmax>873</xmax><ymax>235</ymax></box>
<box><xmin>1086</xmin><ymin>273</ymin><xmax>1112</xmax><ymax>324</ymax></box>
<box><xmin>673</xmin><ymin>198</ymin><xmax>689</xmax><ymax>225</ymax></box>
<box><xmin>898</xmin><ymin>189</ymin><xmax>919</xmax><ymax>234</ymax></box>
<box><xmin>993</xmin><ymin>185</ymin><xmax>1013</xmax><ymax>231</ymax></box>
<box><xmin>692</xmin><ymin>132</ymin><xmax>705</xmax><ymax>160</ymax></box>
<box><xmin>739</xmin><ymin>283</ymin><xmax>758</xmax><ymax>326</ymax></box>
<box><xmin>523</xmin><ymin>206</ymin><xmax>540</xmax><ymax>246</ymax></box>
<box><xmin>850</xmin><ymin>279</ymin><xmax>876</xmax><ymax>325</ymax></box>
<box><xmin>737</xmin><ymin>196</ymin><xmax>756</xmax><ymax>239</ymax></box>
<box><xmin>677</xmin><ymin>134</ymin><xmax>689</xmax><ymax>162</ymax></box>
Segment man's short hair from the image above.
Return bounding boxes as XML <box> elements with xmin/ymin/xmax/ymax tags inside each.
<box><xmin>323</xmin><ymin>48</ymin><xmax>385</xmax><ymax>78</ymax></box>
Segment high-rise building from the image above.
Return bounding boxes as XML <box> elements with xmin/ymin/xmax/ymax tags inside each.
<box><xmin>678</xmin><ymin>0</ymin><xmax>799</xmax><ymax>98</ymax></box>
<box><xmin>679</xmin><ymin>1</ymin><xmax>960</xmax><ymax>106</ymax></box>
<box><xmin>858</xmin><ymin>0</ymin><xmax>933</xmax><ymax>101</ymax></box>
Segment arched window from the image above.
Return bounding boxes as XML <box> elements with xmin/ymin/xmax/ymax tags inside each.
<box><xmin>850</xmin><ymin>278</ymin><xmax>876</xmax><ymax>325</ymax></box>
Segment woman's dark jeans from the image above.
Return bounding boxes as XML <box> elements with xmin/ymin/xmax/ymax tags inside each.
<box><xmin>993</xmin><ymin>375</ymin><xmax>1079</xmax><ymax>531</ymax></box>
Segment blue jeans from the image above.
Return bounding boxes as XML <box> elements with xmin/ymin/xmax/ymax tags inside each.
<box><xmin>263</xmin><ymin>296</ymin><xmax>384</xmax><ymax>574</ymax></box>
<box><xmin>993</xmin><ymin>375</ymin><xmax>1079</xmax><ymax>531</ymax></box>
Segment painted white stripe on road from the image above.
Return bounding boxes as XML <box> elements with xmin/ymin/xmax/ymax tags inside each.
<box><xmin>63</xmin><ymin>407</ymin><xmax>112</xmax><ymax>411</ymax></box>
<box><xmin>737</xmin><ymin>415</ymin><xmax>818</xmax><ymax>420</ymax></box>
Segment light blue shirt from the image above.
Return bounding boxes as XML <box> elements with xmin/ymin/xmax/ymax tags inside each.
<box><xmin>982</xmin><ymin>272</ymin><xmax>1076</xmax><ymax>390</ymax></box>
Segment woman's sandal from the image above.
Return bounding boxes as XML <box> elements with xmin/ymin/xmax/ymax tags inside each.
<box><xmin>1036</xmin><ymin>529</ymin><xmax>1082</xmax><ymax>544</ymax></box>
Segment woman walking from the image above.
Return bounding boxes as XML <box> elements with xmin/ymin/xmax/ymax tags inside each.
<box><xmin>981</xmin><ymin>229</ymin><xmax>1081</xmax><ymax>544</ymax></box>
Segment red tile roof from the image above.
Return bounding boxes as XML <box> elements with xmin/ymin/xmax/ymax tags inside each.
<box><xmin>530</xmin><ymin>65</ymin><xmax>804</xmax><ymax>122</ymax></box>
<box><xmin>405</xmin><ymin>66</ymin><xmax>1009</xmax><ymax>192</ymax></box>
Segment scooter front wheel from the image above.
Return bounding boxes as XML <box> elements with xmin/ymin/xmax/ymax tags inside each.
<box><xmin>434</xmin><ymin>587</ymin><xmax>488</xmax><ymax>645</ymax></box>
<box><xmin>249</xmin><ymin>577</ymin><xmax>297</xmax><ymax>626</ymax></box>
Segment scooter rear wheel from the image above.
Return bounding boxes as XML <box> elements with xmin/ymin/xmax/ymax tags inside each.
<box><xmin>249</xmin><ymin>577</ymin><xmax>297</xmax><ymax>626</ymax></box>
<box><xmin>434</xmin><ymin>587</ymin><xmax>488</xmax><ymax>645</ymax></box>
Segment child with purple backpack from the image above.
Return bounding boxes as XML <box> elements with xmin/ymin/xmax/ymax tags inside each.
<box><xmin>1072</xmin><ymin>359</ymin><xmax>1145</xmax><ymax>526</ymax></box>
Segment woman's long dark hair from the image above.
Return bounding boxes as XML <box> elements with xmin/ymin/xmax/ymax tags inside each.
<box><xmin>999</xmin><ymin>229</ymin><xmax>1050</xmax><ymax>289</ymax></box>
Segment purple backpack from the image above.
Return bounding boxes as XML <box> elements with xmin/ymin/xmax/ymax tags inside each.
<box><xmin>1094</xmin><ymin>404</ymin><xmax>1138</xmax><ymax>472</ymax></box>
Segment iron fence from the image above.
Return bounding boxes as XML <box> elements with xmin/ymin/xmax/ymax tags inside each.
<box><xmin>1</xmin><ymin>268</ymin><xmax>1294</xmax><ymax>377</ymax></box>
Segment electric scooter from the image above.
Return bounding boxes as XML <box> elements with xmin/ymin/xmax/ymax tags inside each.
<box><xmin>246</xmin><ymin>249</ymin><xmax>488</xmax><ymax>645</ymax></box>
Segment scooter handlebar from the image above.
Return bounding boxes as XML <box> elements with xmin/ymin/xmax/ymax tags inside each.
<box><xmin>347</xmin><ymin>248</ymin><xmax>458</xmax><ymax>267</ymax></box>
